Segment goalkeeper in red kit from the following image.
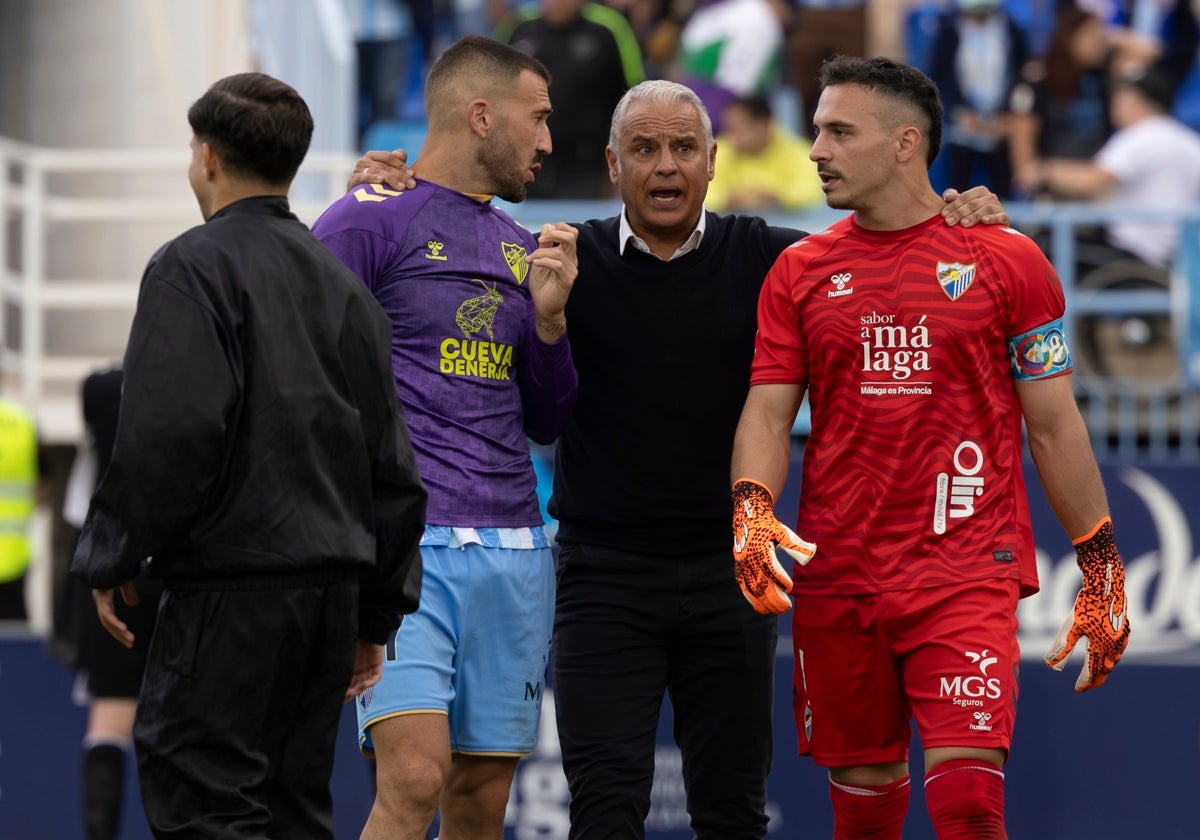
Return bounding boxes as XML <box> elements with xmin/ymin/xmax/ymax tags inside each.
<box><xmin>730</xmin><ymin>56</ymin><xmax>1130</xmax><ymax>840</ymax></box>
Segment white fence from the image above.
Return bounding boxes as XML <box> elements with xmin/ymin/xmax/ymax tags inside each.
<box><xmin>0</xmin><ymin>137</ymin><xmax>360</xmax><ymax>443</ymax></box>
<box><xmin>4</xmin><ymin>134</ymin><xmax>1200</xmax><ymax>460</ymax></box>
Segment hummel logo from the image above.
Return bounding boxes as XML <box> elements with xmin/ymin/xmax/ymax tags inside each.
<box><xmin>969</xmin><ymin>711</ymin><xmax>994</xmax><ymax>731</ymax></box>
<box><xmin>828</xmin><ymin>272</ymin><xmax>853</xmax><ymax>298</ymax></box>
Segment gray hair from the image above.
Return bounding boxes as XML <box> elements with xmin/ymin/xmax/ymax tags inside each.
<box><xmin>607</xmin><ymin>80</ymin><xmax>714</xmax><ymax>151</ymax></box>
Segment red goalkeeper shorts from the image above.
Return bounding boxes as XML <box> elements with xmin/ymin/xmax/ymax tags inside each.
<box><xmin>792</xmin><ymin>578</ymin><xmax>1020</xmax><ymax>767</ymax></box>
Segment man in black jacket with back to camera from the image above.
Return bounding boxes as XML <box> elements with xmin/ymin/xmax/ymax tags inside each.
<box><xmin>71</xmin><ymin>72</ymin><xmax>427</xmax><ymax>840</ymax></box>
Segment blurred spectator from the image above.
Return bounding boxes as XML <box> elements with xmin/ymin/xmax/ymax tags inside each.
<box><xmin>0</xmin><ymin>396</ymin><xmax>40</xmax><ymax>621</ymax></box>
<box><xmin>497</xmin><ymin>0</ymin><xmax>645</xmax><ymax>198</ymax></box>
<box><xmin>352</xmin><ymin>0</ymin><xmax>437</xmax><ymax>143</ymax></box>
<box><xmin>927</xmin><ymin>0</ymin><xmax>1030</xmax><ymax>199</ymax></box>
<box><xmin>61</xmin><ymin>368</ymin><xmax>162</xmax><ymax>840</ymax></box>
<box><xmin>1009</xmin><ymin>4</ymin><xmax>1116</xmax><ymax>198</ymax></box>
<box><xmin>1079</xmin><ymin>0</ymin><xmax>1197</xmax><ymax>79</ymax></box>
<box><xmin>674</xmin><ymin>0</ymin><xmax>787</xmax><ymax>134</ymax></box>
<box><xmin>706</xmin><ymin>93</ymin><xmax>822</xmax><ymax>212</ymax></box>
<box><xmin>1021</xmin><ymin>63</ymin><xmax>1200</xmax><ymax>269</ymax></box>
<box><xmin>787</xmin><ymin>0</ymin><xmax>868</xmax><ymax>136</ymax></box>
<box><xmin>606</xmin><ymin>0</ymin><xmax>685</xmax><ymax>78</ymax></box>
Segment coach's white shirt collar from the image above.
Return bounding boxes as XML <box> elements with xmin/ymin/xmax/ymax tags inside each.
<box><xmin>618</xmin><ymin>207</ymin><xmax>706</xmax><ymax>260</ymax></box>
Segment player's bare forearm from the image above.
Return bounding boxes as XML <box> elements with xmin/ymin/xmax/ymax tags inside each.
<box><xmin>732</xmin><ymin>384</ymin><xmax>803</xmax><ymax>494</ymax></box>
<box><xmin>1027</xmin><ymin>420</ymin><xmax>1110</xmax><ymax>539</ymax></box>
<box><xmin>1018</xmin><ymin>377</ymin><xmax>1110</xmax><ymax>538</ymax></box>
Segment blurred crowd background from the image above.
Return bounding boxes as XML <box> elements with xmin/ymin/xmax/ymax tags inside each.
<box><xmin>352</xmin><ymin>0</ymin><xmax>1200</xmax><ymax>205</ymax></box>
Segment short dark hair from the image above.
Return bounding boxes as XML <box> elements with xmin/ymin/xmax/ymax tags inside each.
<box><xmin>818</xmin><ymin>55</ymin><xmax>944</xmax><ymax>169</ymax></box>
<box><xmin>187</xmin><ymin>72</ymin><xmax>312</xmax><ymax>185</ymax></box>
<box><xmin>425</xmin><ymin>35</ymin><xmax>551</xmax><ymax>106</ymax></box>
<box><xmin>728</xmin><ymin>93</ymin><xmax>772</xmax><ymax>122</ymax></box>
<box><xmin>1113</xmin><ymin>64</ymin><xmax>1175</xmax><ymax>111</ymax></box>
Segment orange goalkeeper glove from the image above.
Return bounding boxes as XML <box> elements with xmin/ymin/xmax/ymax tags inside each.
<box><xmin>1044</xmin><ymin>516</ymin><xmax>1131</xmax><ymax>691</ymax></box>
<box><xmin>732</xmin><ymin>478</ymin><xmax>816</xmax><ymax>615</ymax></box>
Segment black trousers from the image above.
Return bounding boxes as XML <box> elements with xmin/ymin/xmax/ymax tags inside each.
<box><xmin>134</xmin><ymin>580</ymin><xmax>357</xmax><ymax>839</ymax></box>
<box><xmin>552</xmin><ymin>543</ymin><xmax>777</xmax><ymax>839</ymax></box>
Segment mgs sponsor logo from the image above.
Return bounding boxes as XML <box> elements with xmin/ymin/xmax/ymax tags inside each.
<box><xmin>940</xmin><ymin>649</ymin><xmax>1002</xmax><ymax>707</ymax></box>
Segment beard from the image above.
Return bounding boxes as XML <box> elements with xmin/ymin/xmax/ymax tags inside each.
<box><xmin>825</xmin><ymin>191</ymin><xmax>855</xmax><ymax>210</ymax></box>
<box><xmin>476</xmin><ymin>123</ymin><xmax>535</xmax><ymax>203</ymax></box>
<box><xmin>818</xmin><ymin>168</ymin><xmax>858</xmax><ymax>211</ymax></box>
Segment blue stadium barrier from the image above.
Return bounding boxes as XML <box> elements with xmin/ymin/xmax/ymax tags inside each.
<box><xmin>5</xmin><ymin>457</ymin><xmax>1198</xmax><ymax>839</ymax></box>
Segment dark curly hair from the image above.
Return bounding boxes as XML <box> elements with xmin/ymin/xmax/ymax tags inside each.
<box><xmin>818</xmin><ymin>54</ymin><xmax>944</xmax><ymax>169</ymax></box>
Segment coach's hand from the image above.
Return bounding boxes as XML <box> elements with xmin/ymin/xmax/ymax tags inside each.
<box><xmin>348</xmin><ymin>149</ymin><xmax>416</xmax><ymax>192</ymax></box>
<box><xmin>940</xmin><ymin>186</ymin><xmax>1010</xmax><ymax>228</ymax></box>
<box><xmin>1044</xmin><ymin>517</ymin><xmax>1131</xmax><ymax>691</ymax></box>
<box><xmin>732</xmin><ymin>478</ymin><xmax>815</xmax><ymax>615</ymax></box>
<box><xmin>346</xmin><ymin>639</ymin><xmax>385</xmax><ymax>702</ymax></box>
<box><xmin>92</xmin><ymin>580</ymin><xmax>139</xmax><ymax>649</ymax></box>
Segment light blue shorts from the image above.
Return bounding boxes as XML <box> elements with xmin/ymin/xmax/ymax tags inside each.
<box><xmin>356</xmin><ymin>542</ymin><xmax>555</xmax><ymax>756</ymax></box>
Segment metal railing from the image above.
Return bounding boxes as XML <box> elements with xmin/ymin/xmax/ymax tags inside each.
<box><xmin>0</xmin><ymin>137</ymin><xmax>360</xmax><ymax>441</ymax></box>
<box><xmin>3</xmin><ymin>135</ymin><xmax>1198</xmax><ymax>459</ymax></box>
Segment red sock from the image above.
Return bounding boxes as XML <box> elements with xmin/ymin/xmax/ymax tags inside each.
<box><xmin>830</xmin><ymin>775</ymin><xmax>910</xmax><ymax>840</ymax></box>
<box><xmin>924</xmin><ymin>758</ymin><xmax>1007</xmax><ymax>839</ymax></box>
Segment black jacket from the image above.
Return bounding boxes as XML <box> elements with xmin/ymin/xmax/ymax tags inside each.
<box><xmin>549</xmin><ymin>212</ymin><xmax>803</xmax><ymax>554</ymax></box>
<box><xmin>71</xmin><ymin>196</ymin><xmax>426</xmax><ymax>643</ymax></box>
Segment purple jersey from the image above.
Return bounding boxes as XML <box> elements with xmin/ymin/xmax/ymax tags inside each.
<box><xmin>313</xmin><ymin>180</ymin><xmax>576</xmax><ymax>527</ymax></box>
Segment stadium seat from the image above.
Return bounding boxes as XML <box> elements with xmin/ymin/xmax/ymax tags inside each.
<box><xmin>361</xmin><ymin>118</ymin><xmax>428</xmax><ymax>160</ymax></box>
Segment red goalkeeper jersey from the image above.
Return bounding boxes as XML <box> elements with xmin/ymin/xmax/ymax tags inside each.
<box><xmin>753</xmin><ymin>213</ymin><xmax>1071</xmax><ymax>597</ymax></box>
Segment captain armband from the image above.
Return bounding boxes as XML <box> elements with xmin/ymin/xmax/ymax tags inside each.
<box><xmin>1007</xmin><ymin>317</ymin><xmax>1072</xmax><ymax>381</ymax></box>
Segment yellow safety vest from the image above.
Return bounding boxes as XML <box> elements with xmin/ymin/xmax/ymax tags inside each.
<box><xmin>0</xmin><ymin>400</ymin><xmax>37</xmax><ymax>583</ymax></box>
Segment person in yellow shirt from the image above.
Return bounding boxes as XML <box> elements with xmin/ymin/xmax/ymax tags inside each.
<box><xmin>706</xmin><ymin>93</ymin><xmax>823</xmax><ymax>213</ymax></box>
<box><xmin>0</xmin><ymin>395</ymin><xmax>39</xmax><ymax>621</ymax></box>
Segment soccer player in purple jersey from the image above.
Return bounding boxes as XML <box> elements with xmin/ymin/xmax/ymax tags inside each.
<box><xmin>732</xmin><ymin>55</ymin><xmax>1130</xmax><ymax>839</ymax></box>
<box><xmin>312</xmin><ymin>36</ymin><xmax>580</xmax><ymax>840</ymax></box>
